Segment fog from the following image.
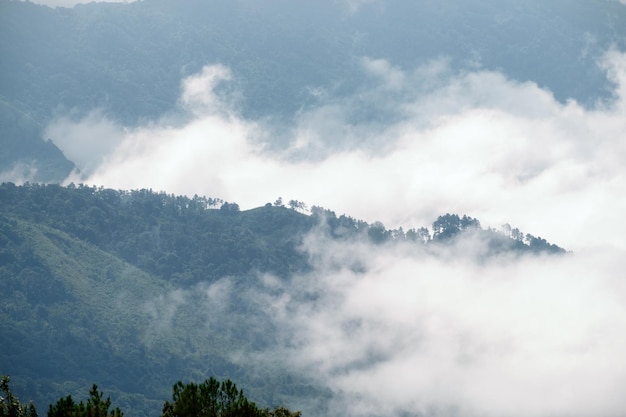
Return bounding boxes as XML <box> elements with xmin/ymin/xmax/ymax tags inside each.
<box><xmin>49</xmin><ymin>50</ymin><xmax>626</xmax><ymax>252</ymax></box>
<box><xmin>247</xmin><ymin>230</ymin><xmax>626</xmax><ymax>417</ymax></box>
<box><xmin>44</xmin><ymin>47</ymin><xmax>626</xmax><ymax>416</ymax></box>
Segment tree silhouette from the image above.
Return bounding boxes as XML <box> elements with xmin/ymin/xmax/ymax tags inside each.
<box><xmin>0</xmin><ymin>376</ymin><xmax>38</xmax><ymax>417</ymax></box>
<box><xmin>161</xmin><ymin>378</ymin><xmax>300</xmax><ymax>417</ymax></box>
<box><xmin>47</xmin><ymin>385</ymin><xmax>123</xmax><ymax>417</ymax></box>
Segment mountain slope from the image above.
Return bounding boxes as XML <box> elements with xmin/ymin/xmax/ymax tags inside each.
<box><xmin>0</xmin><ymin>209</ymin><xmax>323</xmax><ymax>416</ymax></box>
<box><xmin>0</xmin><ymin>183</ymin><xmax>564</xmax><ymax>416</ymax></box>
<box><xmin>1</xmin><ymin>0</ymin><xmax>625</xmax><ymax>181</ymax></box>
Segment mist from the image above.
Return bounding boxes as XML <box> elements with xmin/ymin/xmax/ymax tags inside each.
<box><xmin>41</xmin><ymin>43</ymin><xmax>626</xmax><ymax>416</ymax></box>
<box><xmin>49</xmin><ymin>50</ymin><xmax>626</xmax><ymax>252</ymax></box>
<box><xmin>250</xmin><ymin>231</ymin><xmax>626</xmax><ymax>417</ymax></box>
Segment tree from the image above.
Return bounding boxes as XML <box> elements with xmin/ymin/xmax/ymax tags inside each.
<box><xmin>432</xmin><ymin>214</ymin><xmax>480</xmax><ymax>241</ymax></box>
<box><xmin>525</xmin><ymin>234</ymin><xmax>566</xmax><ymax>254</ymax></box>
<box><xmin>219</xmin><ymin>202</ymin><xmax>240</xmax><ymax>213</ymax></box>
<box><xmin>162</xmin><ymin>378</ymin><xmax>259</xmax><ymax>417</ymax></box>
<box><xmin>406</xmin><ymin>227</ymin><xmax>430</xmax><ymax>244</ymax></box>
<box><xmin>367</xmin><ymin>221</ymin><xmax>390</xmax><ymax>244</ymax></box>
<box><xmin>287</xmin><ymin>200</ymin><xmax>307</xmax><ymax>213</ymax></box>
<box><xmin>268</xmin><ymin>407</ymin><xmax>301</xmax><ymax>417</ymax></box>
<box><xmin>0</xmin><ymin>376</ymin><xmax>38</xmax><ymax>417</ymax></box>
<box><xmin>161</xmin><ymin>378</ymin><xmax>299</xmax><ymax>417</ymax></box>
<box><xmin>47</xmin><ymin>385</ymin><xmax>123</xmax><ymax>417</ymax></box>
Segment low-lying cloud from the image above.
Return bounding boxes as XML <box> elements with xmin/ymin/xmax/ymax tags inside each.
<box><xmin>45</xmin><ymin>48</ymin><xmax>626</xmax><ymax>416</ymax></box>
<box><xmin>251</xmin><ymin>231</ymin><xmax>626</xmax><ymax>417</ymax></box>
<box><xmin>51</xmin><ymin>50</ymin><xmax>626</xmax><ymax>253</ymax></box>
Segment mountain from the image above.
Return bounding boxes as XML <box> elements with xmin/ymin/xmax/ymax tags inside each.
<box><xmin>1</xmin><ymin>1</ymin><xmax>623</xmax><ymax>415</ymax></box>
<box><xmin>0</xmin><ymin>183</ymin><xmax>564</xmax><ymax>416</ymax></box>
<box><xmin>1</xmin><ymin>0</ymin><xmax>625</xmax><ymax>181</ymax></box>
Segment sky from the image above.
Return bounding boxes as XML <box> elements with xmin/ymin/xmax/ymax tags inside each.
<box><xmin>24</xmin><ymin>0</ymin><xmax>626</xmax><ymax>9</ymax></box>
<box><xmin>42</xmin><ymin>46</ymin><xmax>626</xmax><ymax>417</ymax></box>
<box><xmin>24</xmin><ymin>0</ymin><xmax>134</xmax><ymax>7</ymax></box>
<box><xmin>24</xmin><ymin>0</ymin><xmax>385</xmax><ymax>9</ymax></box>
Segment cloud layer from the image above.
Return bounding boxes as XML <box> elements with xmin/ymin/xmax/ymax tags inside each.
<box><xmin>45</xmin><ymin>50</ymin><xmax>626</xmax><ymax>416</ymax></box>
<box><xmin>51</xmin><ymin>50</ymin><xmax>626</xmax><ymax>252</ymax></box>
<box><xmin>256</xmin><ymin>233</ymin><xmax>626</xmax><ymax>417</ymax></box>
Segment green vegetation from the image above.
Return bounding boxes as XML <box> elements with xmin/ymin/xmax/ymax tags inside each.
<box><xmin>2</xmin><ymin>376</ymin><xmax>299</xmax><ymax>417</ymax></box>
<box><xmin>1</xmin><ymin>376</ymin><xmax>37</xmax><ymax>417</ymax></box>
<box><xmin>161</xmin><ymin>378</ymin><xmax>300</xmax><ymax>417</ymax></box>
<box><xmin>0</xmin><ymin>183</ymin><xmax>564</xmax><ymax>416</ymax></box>
<box><xmin>48</xmin><ymin>385</ymin><xmax>123</xmax><ymax>417</ymax></box>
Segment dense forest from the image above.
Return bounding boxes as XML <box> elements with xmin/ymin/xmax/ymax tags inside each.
<box><xmin>0</xmin><ymin>183</ymin><xmax>564</xmax><ymax>283</ymax></box>
<box><xmin>0</xmin><ymin>183</ymin><xmax>564</xmax><ymax>416</ymax></box>
<box><xmin>2</xmin><ymin>1</ymin><xmax>624</xmax><ymax>415</ymax></box>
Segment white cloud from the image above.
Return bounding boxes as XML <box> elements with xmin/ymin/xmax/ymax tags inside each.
<box><xmin>0</xmin><ymin>161</ymin><xmax>38</xmax><ymax>184</ymax></box>
<box><xmin>253</xmin><ymin>232</ymin><xmax>626</xmax><ymax>417</ymax></box>
<box><xmin>44</xmin><ymin>110</ymin><xmax>126</xmax><ymax>176</ymax></box>
<box><xmin>51</xmin><ymin>51</ymin><xmax>626</xmax><ymax>253</ymax></box>
<box><xmin>179</xmin><ymin>64</ymin><xmax>233</xmax><ymax>116</ymax></box>
<box><xmin>45</xmin><ymin>50</ymin><xmax>626</xmax><ymax>416</ymax></box>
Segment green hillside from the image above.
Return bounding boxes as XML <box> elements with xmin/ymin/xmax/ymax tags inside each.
<box><xmin>0</xmin><ymin>183</ymin><xmax>564</xmax><ymax>416</ymax></box>
<box><xmin>0</xmin><ymin>184</ymin><xmax>322</xmax><ymax>416</ymax></box>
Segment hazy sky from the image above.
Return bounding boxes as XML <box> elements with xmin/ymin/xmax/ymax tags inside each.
<box><xmin>24</xmin><ymin>0</ymin><xmax>383</xmax><ymax>9</ymax></box>
<box><xmin>25</xmin><ymin>0</ymin><xmax>134</xmax><ymax>7</ymax></box>
<box><xmin>42</xmin><ymin>32</ymin><xmax>626</xmax><ymax>416</ymax></box>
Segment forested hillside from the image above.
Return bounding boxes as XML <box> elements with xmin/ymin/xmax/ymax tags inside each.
<box><xmin>0</xmin><ymin>183</ymin><xmax>564</xmax><ymax>416</ymax></box>
<box><xmin>2</xmin><ymin>0</ymin><xmax>625</xmax><ymax>415</ymax></box>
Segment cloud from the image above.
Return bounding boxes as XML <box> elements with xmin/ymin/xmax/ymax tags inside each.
<box><xmin>0</xmin><ymin>161</ymin><xmax>38</xmax><ymax>184</ymax></box>
<box><xmin>179</xmin><ymin>64</ymin><xmax>233</xmax><ymax>116</ymax></box>
<box><xmin>140</xmin><ymin>277</ymin><xmax>237</xmax><ymax>348</ymax></box>
<box><xmin>44</xmin><ymin>110</ymin><xmax>126</xmax><ymax>176</ymax></box>
<box><xmin>43</xmin><ymin>50</ymin><xmax>626</xmax><ymax>416</ymax></box>
<box><xmin>250</xmin><ymin>230</ymin><xmax>626</xmax><ymax>417</ymax></box>
<box><xmin>63</xmin><ymin>56</ymin><xmax>624</xmax><ymax>251</ymax></box>
<box><xmin>49</xmin><ymin>51</ymin><xmax>626</xmax><ymax>253</ymax></box>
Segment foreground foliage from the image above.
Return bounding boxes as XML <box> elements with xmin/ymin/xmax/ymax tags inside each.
<box><xmin>1</xmin><ymin>376</ymin><xmax>37</xmax><ymax>417</ymax></box>
<box><xmin>48</xmin><ymin>385</ymin><xmax>123</xmax><ymax>417</ymax></box>
<box><xmin>161</xmin><ymin>379</ymin><xmax>301</xmax><ymax>417</ymax></box>
<box><xmin>2</xmin><ymin>376</ymin><xmax>299</xmax><ymax>417</ymax></box>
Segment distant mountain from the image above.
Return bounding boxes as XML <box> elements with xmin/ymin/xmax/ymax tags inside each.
<box><xmin>0</xmin><ymin>100</ymin><xmax>74</xmax><ymax>182</ymax></box>
<box><xmin>0</xmin><ymin>183</ymin><xmax>564</xmax><ymax>416</ymax></box>
<box><xmin>1</xmin><ymin>0</ymin><xmax>625</xmax><ymax>181</ymax></box>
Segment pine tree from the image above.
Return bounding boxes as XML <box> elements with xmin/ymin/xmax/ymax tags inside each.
<box><xmin>161</xmin><ymin>378</ymin><xmax>299</xmax><ymax>417</ymax></box>
<box><xmin>0</xmin><ymin>376</ymin><xmax>38</xmax><ymax>417</ymax></box>
<box><xmin>47</xmin><ymin>385</ymin><xmax>123</xmax><ymax>417</ymax></box>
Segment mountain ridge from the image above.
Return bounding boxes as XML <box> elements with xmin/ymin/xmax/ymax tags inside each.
<box><xmin>0</xmin><ymin>182</ymin><xmax>565</xmax><ymax>416</ymax></box>
<box><xmin>1</xmin><ymin>0</ymin><xmax>625</xmax><ymax>182</ymax></box>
